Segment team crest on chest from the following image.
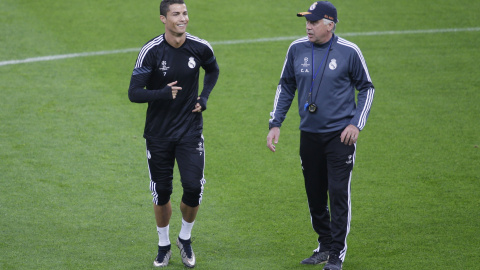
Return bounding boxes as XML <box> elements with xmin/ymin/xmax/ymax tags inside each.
<box><xmin>188</xmin><ymin>57</ymin><xmax>196</xmax><ymax>69</ymax></box>
<box><xmin>329</xmin><ymin>59</ymin><xmax>337</xmax><ymax>70</ymax></box>
<box><xmin>159</xmin><ymin>60</ymin><xmax>170</xmax><ymax>76</ymax></box>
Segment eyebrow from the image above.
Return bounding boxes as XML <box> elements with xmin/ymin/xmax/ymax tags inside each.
<box><xmin>171</xmin><ymin>10</ymin><xmax>187</xmax><ymax>15</ymax></box>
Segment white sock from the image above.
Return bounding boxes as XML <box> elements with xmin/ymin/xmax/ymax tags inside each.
<box><xmin>157</xmin><ymin>225</ymin><xmax>170</xmax><ymax>247</ymax></box>
<box><xmin>178</xmin><ymin>218</ymin><xmax>195</xmax><ymax>240</ymax></box>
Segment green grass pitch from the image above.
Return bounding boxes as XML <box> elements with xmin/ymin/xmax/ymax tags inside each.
<box><xmin>1</xmin><ymin>0</ymin><xmax>479</xmax><ymax>269</ymax></box>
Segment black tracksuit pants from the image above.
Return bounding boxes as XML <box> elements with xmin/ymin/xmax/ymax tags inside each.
<box><xmin>300</xmin><ymin>129</ymin><xmax>355</xmax><ymax>261</ymax></box>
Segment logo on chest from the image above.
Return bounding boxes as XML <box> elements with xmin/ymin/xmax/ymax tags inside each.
<box><xmin>159</xmin><ymin>61</ymin><xmax>170</xmax><ymax>76</ymax></box>
<box><xmin>329</xmin><ymin>59</ymin><xmax>337</xmax><ymax>70</ymax></box>
<box><xmin>188</xmin><ymin>57</ymin><xmax>196</xmax><ymax>69</ymax></box>
<box><xmin>301</xmin><ymin>57</ymin><xmax>310</xmax><ymax>73</ymax></box>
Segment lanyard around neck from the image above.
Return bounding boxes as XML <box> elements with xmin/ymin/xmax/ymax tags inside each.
<box><xmin>308</xmin><ymin>38</ymin><xmax>333</xmax><ymax>103</ymax></box>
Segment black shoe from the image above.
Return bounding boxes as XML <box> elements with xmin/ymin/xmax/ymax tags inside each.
<box><xmin>323</xmin><ymin>253</ymin><xmax>342</xmax><ymax>270</ymax></box>
<box><xmin>300</xmin><ymin>250</ymin><xmax>329</xmax><ymax>264</ymax></box>
<box><xmin>177</xmin><ymin>237</ymin><xmax>195</xmax><ymax>268</ymax></box>
<box><xmin>153</xmin><ymin>245</ymin><xmax>172</xmax><ymax>267</ymax></box>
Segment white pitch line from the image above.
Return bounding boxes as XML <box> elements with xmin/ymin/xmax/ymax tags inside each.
<box><xmin>1</xmin><ymin>27</ymin><xmax>479</xmax><ymax>67</ymax></box>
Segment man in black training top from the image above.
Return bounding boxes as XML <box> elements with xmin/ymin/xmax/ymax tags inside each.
<box><xmin>128</xmin><ymin>0</ymin><xmax>219</xmax><ymax>268</ymax></box>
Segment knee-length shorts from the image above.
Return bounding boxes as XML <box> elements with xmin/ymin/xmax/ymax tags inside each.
<box><xmin>145</xmin><ymin>134</ymin><xmax>206</xmax><ymax>207</ymax></box>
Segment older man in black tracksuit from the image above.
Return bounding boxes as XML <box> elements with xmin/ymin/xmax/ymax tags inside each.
<box><xmin>266</xmin><ymin>2</ymin><xmax>375</xmax><ymax>270</ymax></box>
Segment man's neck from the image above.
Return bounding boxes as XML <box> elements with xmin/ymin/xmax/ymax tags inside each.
<box><xmin>164</xmin><ymin>31</ymin><xmax>186</xmax><ymax>48</ymax></box>
<box><xmin>315</xmin><ymin>33</ymin><xmax>333</xmax><ymax>46</ymax></box>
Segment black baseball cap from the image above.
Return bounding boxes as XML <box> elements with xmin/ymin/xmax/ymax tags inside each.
<box><xmin>297</xmin><ymin>1</ymin><xmax>338</xmax><ymax>23</ymax></box>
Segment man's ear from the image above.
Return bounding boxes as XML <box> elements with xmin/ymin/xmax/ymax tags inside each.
<box><xmin>328</xmin><ymin>22</ymin><xmax>335</xmax><ymax>32</ymax></box>
<box><xmin>160</xmin><ymin>15</ymin><xmax>166</xmax><ymax>24</ymax></box>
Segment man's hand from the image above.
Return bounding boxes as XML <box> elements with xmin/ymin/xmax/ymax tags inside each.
<box><xmin>266</xmin><ymin>127</ymin><xmax>280</xmax><ymax>152</ymax></box>
<box><xmin>168</xmin><ymin>81</ymin><xmax>182</xmax><ymax>99</ymax></box>
<box><xmin>340</xmin><ymin>124</ymin><xmax>359</xmax><ymax>145</ymax></box>
<box><xmin>192</xmin><ymin>97</ymin><xmax>202</xmax><ymax>112</ymax></box>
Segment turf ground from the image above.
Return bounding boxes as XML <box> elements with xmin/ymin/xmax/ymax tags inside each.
<box><xmin>1</xmin><ymin>0</ymin><xmax>479</xmax><ymax>269</ymax></box>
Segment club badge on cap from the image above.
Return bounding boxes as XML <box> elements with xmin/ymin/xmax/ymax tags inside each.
<box><xmin>297</xmin><ymin>1</ymin><xmax>338</xmax><ymax>23</ymax></box>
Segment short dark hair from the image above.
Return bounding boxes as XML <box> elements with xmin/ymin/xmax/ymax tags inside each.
<box><xmin>160</xmin><ymin>0</ymin><xmax>185</xmax><ymax>17</ymax></box>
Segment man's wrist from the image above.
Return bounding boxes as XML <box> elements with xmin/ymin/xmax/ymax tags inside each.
<box><xmin>197</xmin><ymin>97</ymin><xmax>207</xmax><ymax>111</ymax></box>
<box><xmin>269</xmin><ymin>124</ymin><xmax>280</xmax><ymax>130</ymax></box>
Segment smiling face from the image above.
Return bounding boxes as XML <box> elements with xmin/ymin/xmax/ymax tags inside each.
<box><xmin>160</xmin><ymin>3</ymin><xmax>189</xmax><ymax>37</ymax></box>
<box><xmin>306</xmin><ymin>19</ymin><xmax>334</xmax><ymax>44</ymax></box>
